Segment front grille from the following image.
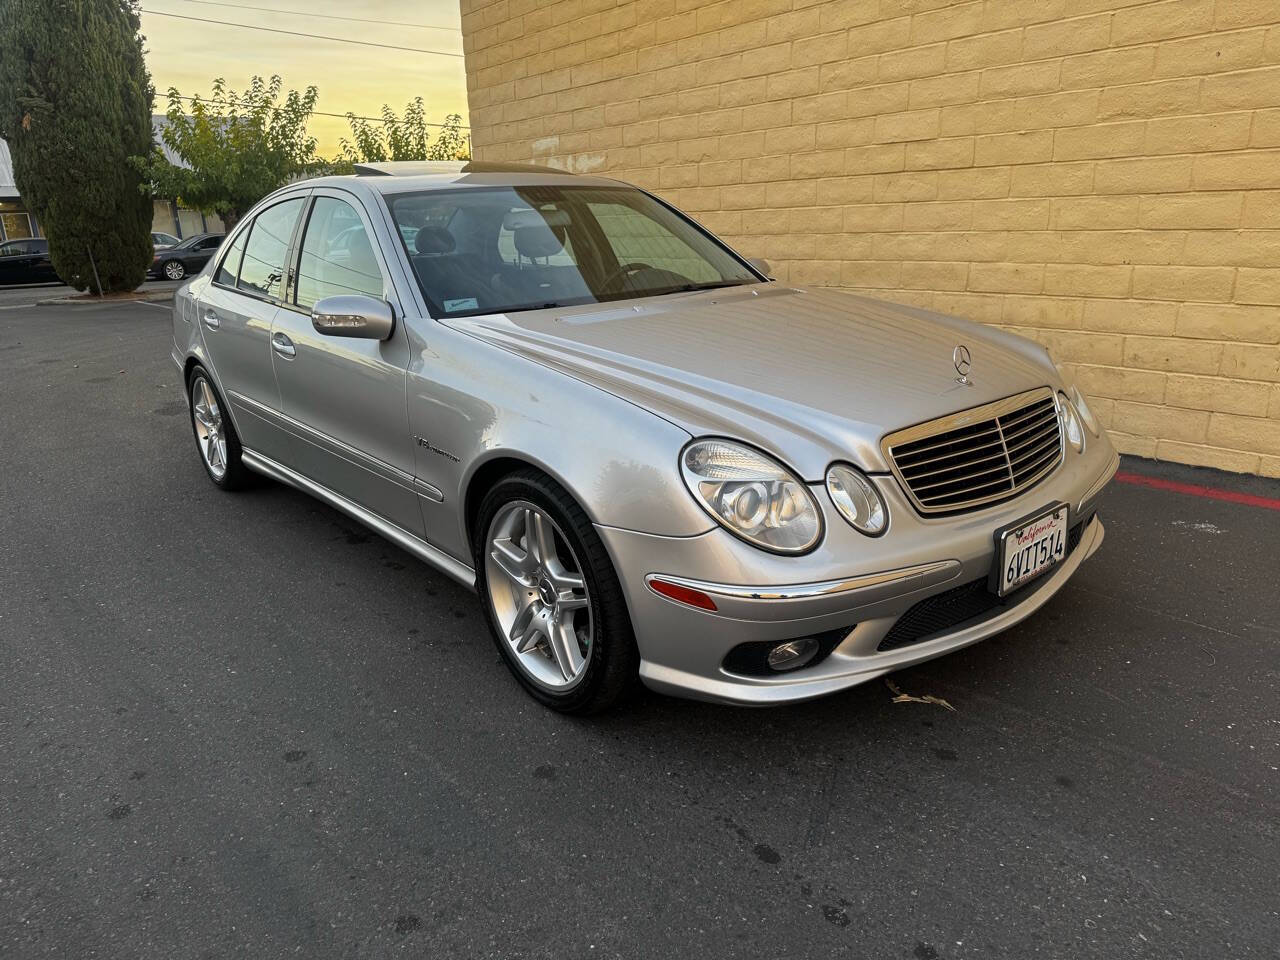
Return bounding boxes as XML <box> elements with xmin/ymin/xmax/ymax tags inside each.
<box><xmin>884</xmin><ymin>388</ymin><xmax>1063</xmax><ymax>514</ymax></box>
<box><xmin>877</xmin><ymin>515</ymin><xmax>1090</xmax><ymax>652</ymax></box>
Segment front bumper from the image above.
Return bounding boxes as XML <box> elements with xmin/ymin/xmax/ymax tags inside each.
<box><xmin>598</xmin><ymin>443</ymin><xmax>1119</xmax><ymax>706</ymax></box>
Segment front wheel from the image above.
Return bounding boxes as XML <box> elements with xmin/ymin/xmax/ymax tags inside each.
<box><xmin>474</xmin><ymin>470</ymin><xmax>638</xmax><ymax>714</ymax></box>
<box><xmin>163</xmin><ymin>259</ymin><xmax>186</xmax><ymax>280</ymax></box>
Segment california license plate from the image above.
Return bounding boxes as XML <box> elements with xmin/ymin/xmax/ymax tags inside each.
<box><xmin>994</xmin><ymin>504</ymin><xmax>1068</xmax><ymax>597</ymax></box>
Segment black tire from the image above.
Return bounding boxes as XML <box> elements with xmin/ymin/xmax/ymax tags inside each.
<box><xmin>473</xmin><ymin>469</ymin><xmax>639</xmax><ymax>714</ymax></box>
<box><xmin>163</xmin><ymin>260</ymin><xmax>186</xmax><ymax>280</ymax></box>
<box><xmin>186</xmin><ymin>364</ymin><xmax>252</xmax><ymax>490</ymax></box>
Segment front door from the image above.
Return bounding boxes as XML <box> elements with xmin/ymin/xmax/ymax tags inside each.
<box><xmin>194</xmin><ymin>195</ymin><xmax>307</xmax><ymax>461</ymax></box>
<box><xmin>269</xmin><ymin>190</ymin><xmax>421</xmax><ymax>535</ymax></box>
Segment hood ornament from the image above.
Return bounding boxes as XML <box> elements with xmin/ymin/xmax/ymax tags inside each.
<box><xmin>953</xmin><ymin>344</ymin><xmax>973</xmax><ymax>385</ymax></box>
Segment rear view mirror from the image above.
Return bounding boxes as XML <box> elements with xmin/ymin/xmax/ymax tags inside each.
<box><xmin>746</xmin><ymin>257</ymin><xmax>772</xmax><ymax>278</ymax></box>
<box><xmin>311</xmin><ymin>295</ymin><xmax>394</xmax><ymax>340</ymax></box>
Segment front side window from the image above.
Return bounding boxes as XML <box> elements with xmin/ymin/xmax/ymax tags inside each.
<box><xmin>385</xmin><ymin>185</ymin><xmax>758</xmax><ymax>317</ymax></box>
<box><xmin>237</xmin><ymin>198</ymin><xmax>304</xmax><ymax>299</ymax></box>
<box><xmin>295</xmin><ymin>196</ymin><xmax>386</xmax><ymax>310</ymax></box>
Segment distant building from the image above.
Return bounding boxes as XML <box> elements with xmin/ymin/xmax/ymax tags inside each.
<box><xmin>0</xmin><ymin>138</ymin><xmax>40</xmax><ymax>242</ymax></box>
<box><xmin>0</xmin><ymin>117</ymin><xmax>223</xmax><ymax>246</ymax></box>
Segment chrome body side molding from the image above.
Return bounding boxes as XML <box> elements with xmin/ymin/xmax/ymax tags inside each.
<box><xmin>240</xmin><ymin>448</ymin><xmax>475</xmax><ymax>589</ymax></box>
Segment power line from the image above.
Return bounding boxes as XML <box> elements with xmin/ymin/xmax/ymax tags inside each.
<box><xmin>163</xmin><ymin>0</ymin><xmax>460</xmax><ymax>31</ymax></box>
<box><xmin>160</xmin><ymin>93</ymin><xmax>471</xmax><ymax>128</ymax></box>
<box><xmin>140</xmin><ymin>9</ymin><xmax>466</xmax><ymax>57</ymax></box>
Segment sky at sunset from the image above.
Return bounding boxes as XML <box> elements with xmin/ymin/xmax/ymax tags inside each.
<box><xmin>139</xmin><ymin>0</ymin><xmax>469</xmax><ymax>156</ymax></box>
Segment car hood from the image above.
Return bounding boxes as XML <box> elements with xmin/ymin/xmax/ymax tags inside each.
<box><xmin>445</xmin><ymin>284</ymin><xmax>1059</xmax><ymax>478</ymax></box>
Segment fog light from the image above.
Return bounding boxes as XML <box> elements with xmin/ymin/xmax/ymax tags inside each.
<box><xmin>766</xmin><ymin>637</ymin><xmax>820</xmax><ymax>672</ymax></box>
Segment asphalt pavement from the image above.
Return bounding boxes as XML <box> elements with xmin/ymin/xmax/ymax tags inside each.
<box><xmin>2</xmin><ymin>300</ymin><xmax>1278</xmax><ymax>959</ymax></box>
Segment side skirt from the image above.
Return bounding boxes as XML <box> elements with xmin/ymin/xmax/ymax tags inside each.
<box><xmin>241</xmin><ymin>448</ymin><xmax>477</xmax><ymax>591</ymax></box>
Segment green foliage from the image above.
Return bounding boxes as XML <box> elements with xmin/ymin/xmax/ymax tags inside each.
<box><xmin>0</xmin><ymin>0</ymin><xmax>155</xmax><ymax>292</ymax></box>
<box><xmin>339</xmin><ymin>100</ymin><xmax>469</xmax><ymax>164</ymax></box>
<box><xmin>136</xmin><ymin>76</ymin><xmax>319</xmax><ymax>229</ymax></box>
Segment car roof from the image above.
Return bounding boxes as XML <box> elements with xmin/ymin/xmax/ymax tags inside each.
<box><xmin>295</xmin><ymin>160</ymin><xmax>625</xmax><ymax>197</ymax></box>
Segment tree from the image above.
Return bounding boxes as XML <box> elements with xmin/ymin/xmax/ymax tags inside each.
<box><xmin>0</xmin><ymin>0</ymin><xmax>155</xmax><ymax>292</ymax></box>
<box><xmin>339</xmin><ymin>99</ymin><xmax>469</xmax><ymax>164</ymax></box>
<box><xmin>137</xmin><ymin>76</ymin><xmax>319</xmax><ymax>230</ymax></box>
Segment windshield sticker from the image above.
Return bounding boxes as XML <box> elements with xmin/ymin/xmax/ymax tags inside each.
<box><xmin>444</xmin><ymin>297</ymin><xmax>479</xmax><ymax>311</ymax></box>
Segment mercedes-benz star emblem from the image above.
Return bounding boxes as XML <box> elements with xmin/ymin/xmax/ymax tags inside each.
<box><xmin>953</xmin><ymin>345</ymin><xmax>973</xmax><ymax>385</ymax></box>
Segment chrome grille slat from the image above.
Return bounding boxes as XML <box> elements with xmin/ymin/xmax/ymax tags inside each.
<box><xmin>1007</xmin><ymin>425</ymin><xmax>1060</xmax><ymax>461</ymax></box>
<box><xmin>893</xmin><ymin>425</ymin><xmax>1002</xmax><ymax>462</ymax></box>
<box><xmin>1010</xmin><ymin>439</ymin><xmax>1060</xmax><ymax>475</ymax></box>
<box><xmin>911</xmin><ymin>462</ymin><xmax>1013</xmax><ymax>495</ymax></box>
<box><xmin>999</xmin><ymin>399</ymin><xmax>1056</xmax><ymax>431</ymax></box>
<box><xmin>896</xmin><ymin>435</ymin><xmax>1006</xmax><ymax>472</ymax></box>
<box><xmin>1000</xmin><ymin>409</ymin><xmax>1058</xmax><ymax>446</ymax></box>
<box><xmin>884</xmin><ymin>387</ymin><xmax>1064</xmax><ymax>515</ymax></box>
<box><xmin>899</xmin><ymin>448</ymin><xmax>1011</xmax><ymax>482</ymax></box>
<box><xmin>919</xmin><ymin>473</ymin><xmax>1013</xmax><ymax>504</ymax></box>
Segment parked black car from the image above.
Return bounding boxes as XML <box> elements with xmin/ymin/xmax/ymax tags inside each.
<box><xmin>150</xmin><ymin>233</ymin><xmax>224</xmax><ymax>281</ymax></box>
<box><xmin>0</xmin><ymin>237</ymin><xmax>58</xmax><ymax>285</ymax></box>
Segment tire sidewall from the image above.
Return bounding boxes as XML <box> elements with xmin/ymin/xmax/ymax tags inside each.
<box><xmin>473</xmin><ymin>475</ymin><xmax>628</xmax><ymax>713</ymax></box>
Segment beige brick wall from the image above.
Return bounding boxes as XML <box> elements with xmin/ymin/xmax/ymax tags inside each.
<box><xmin>462</xmin><ymin>0</ymin><xmax>1280</xmax><ymax>476</ymax></box>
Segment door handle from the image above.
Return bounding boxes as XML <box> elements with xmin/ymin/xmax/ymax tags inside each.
<box><xmin>271</xmin><ymin>332</ymin><xmax>296</xmax><ymax>359</ymax></box>
<box><xmin>202</xmin><ymin>310</ymin><xmax>221</xmax><ymax>330</ymax></box>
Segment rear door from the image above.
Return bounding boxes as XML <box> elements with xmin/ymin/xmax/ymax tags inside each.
<box><xmin>195</xmin><ymin>195</ymin><xmax>307</xmax><ymax>461</ymax></box>
<box><xmin>269</xmin><ymin>189</ymin><xmax>422</xmax><ymax>535</ymax></box>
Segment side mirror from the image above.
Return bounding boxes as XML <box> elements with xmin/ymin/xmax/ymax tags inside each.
<box><xmin>311</xmin><ymin>295</ymin><xmax>394</xmax><ymax>340</ymax></box>
<box><xmin>746</xmin><ymin>257</ymin><xmax>772</xmax><ymax>279</ymax></box>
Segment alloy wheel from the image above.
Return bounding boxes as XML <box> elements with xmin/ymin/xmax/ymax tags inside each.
<box><xmin>484</xmin><ymin>500</ymin><xmax>593</xmax><ymax>690</ymax></box>
<box><xmin>191</xmin><ymin>376</ymin><xmax>227</xmax><ymax>479</ymax></box>
<box><xmin>164</xmin><ymin>261</ymin><xmax>185</xmax><ymax>280</ymax></box>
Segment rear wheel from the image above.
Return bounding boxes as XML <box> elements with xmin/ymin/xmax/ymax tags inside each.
<box><xmin>475</xmin><ymin>470</ymin><xmax>638</xmax><ymax>714</ymax></box>
<box><xmin>187</xmin><ymin>365</ymin><xmax>251</xmax><ymax>490</ymax></box>
<box><xmin>163</xmin><ymin>259</ymin><xmax>186</xmax><ymax>280</ymax></box>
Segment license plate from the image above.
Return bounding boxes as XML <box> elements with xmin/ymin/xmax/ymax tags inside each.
<box><xmin>994</xmin><ymin>504</ymin><xmax>1068</xmax><ymax>597</ymax></box>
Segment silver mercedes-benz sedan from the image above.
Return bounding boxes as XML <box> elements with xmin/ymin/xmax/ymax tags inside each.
<box><xmin>171</xmin><ymin>161</ymin><xmax>1118</xmax><ymax>713</ymax></box>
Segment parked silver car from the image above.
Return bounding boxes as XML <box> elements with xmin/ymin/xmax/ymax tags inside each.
<box><xmin>171</xmin><ymin>161</ymin><xmax>1118</xmax><ymax>713</ymax></box>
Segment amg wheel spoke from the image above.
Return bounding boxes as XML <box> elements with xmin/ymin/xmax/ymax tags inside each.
<box><xmin>491</xmin><ymin>539</ymin><xmax>533</xmax><ymax>586</ymax></box>
<box><xmin>527</xmin><ymin>509</ymin><xmax>553</xmax><ymax>566</ymax></box>
<box><xmin>548</xmin><ymin>619</ymin><xmax>584</xmax><ymax>681</ymax></box>
<box><xmin>509</xmin><ymin>603</ymin><xmax>541</xmax><ymax>652</ymax></box>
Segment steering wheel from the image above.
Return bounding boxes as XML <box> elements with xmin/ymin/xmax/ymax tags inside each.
<box><xmin>601</xmin><ymin>261</ymin><xmax>654</xmax><ymax>290</ymax></box>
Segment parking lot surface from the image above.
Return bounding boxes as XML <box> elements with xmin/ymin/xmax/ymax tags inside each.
<box><xmin>2</xmin><ymin>301</ymin><xmax>1277</xmax><ymax>958</ymax></box>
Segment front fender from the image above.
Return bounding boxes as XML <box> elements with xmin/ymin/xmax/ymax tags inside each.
<box><xmin>405</xmin><ymin>319</ymin><xmax>714</xmax><ymax>562</ymax></box>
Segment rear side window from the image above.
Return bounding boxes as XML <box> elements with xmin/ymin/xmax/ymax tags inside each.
<box><xmin>238</xmin><ymin>198</ymin><xmax>304</xmax><ymax>299</ymax></box>
<box><xmin>214</xmin><ymin>231</ymin><xmax>247</xmax><ymax>286</ymax></box>
<box><xmin>295</xmin><ymin>196</ymin><xmax>385</xmax><ymax>310</ymax></box>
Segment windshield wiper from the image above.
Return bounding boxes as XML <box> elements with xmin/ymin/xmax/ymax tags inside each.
<box><xmin>676</xmin><ymin>280</ymin><xmax>749</xmax><ymax>293</ymax></box>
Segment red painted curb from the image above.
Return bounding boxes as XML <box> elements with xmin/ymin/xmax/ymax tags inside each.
<box><xmin>1115</xmin><ymin>471</ymin><xmax>1280</xmax><ymax>512</ymax></box>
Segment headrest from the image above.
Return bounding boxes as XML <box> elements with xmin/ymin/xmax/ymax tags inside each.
<box><xmin>412</xmin><ymin>226</ymin><xmax>455</xmax><ymax>255</ymax></box>
<box><xmin>514</xmin><ymin>224</ymin><xmax>565</xmax><ymax>260</ymax></box>
<box><xmin>502</xmin><ymin>207</ymin><xmax>569</xmax><ymax>230</ymax></box>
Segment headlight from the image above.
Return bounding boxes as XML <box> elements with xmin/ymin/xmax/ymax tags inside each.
<box><xmin>680</xmin><ymin>439</ymin><xmax>822</xmax><ymax>554</ymax></box>
<box><xmin>1071</xmin><ymin>385</ymin><xmax>1100</xmax><ymax>436</ymax></box>
<box><xmin>825</xmin><ymin>463</ymin><xmax>888</xmax><ymax>536</ymax></box>
<box><xmin>1057</xmin><ymin>392</ymin><xmax>1085</xmax><ymax>452</ymax></box>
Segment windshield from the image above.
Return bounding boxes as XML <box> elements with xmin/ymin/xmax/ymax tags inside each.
<box><xmin>384</xmin><ymin>184</ymin><xmax>759</xmax><ymax>317</ymax></box>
